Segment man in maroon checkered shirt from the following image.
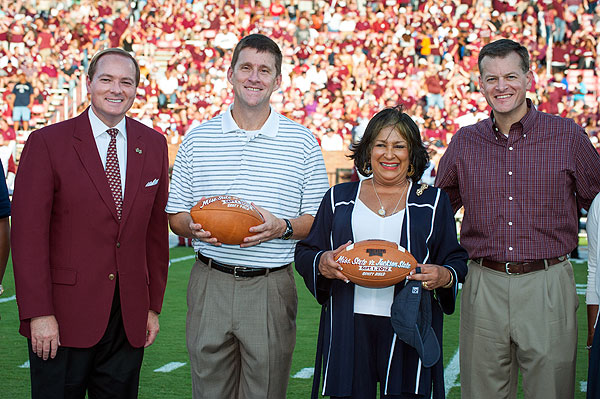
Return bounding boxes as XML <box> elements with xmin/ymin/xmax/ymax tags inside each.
<box><xmin>436</xmin><ymin>39</ymin><xmax>600</xmax><ymax>399</ymax></box>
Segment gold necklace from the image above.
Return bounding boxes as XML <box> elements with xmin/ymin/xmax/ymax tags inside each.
<box><xmin>371</xmin><ymin>178</ymin><xmax>408</xmax><ymax>217</ymax></box>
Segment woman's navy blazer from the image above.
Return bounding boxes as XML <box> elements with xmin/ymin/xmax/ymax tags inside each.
<box><xmin>295</xmin><ymin>180</ymin><xmax>468</xmax><ymax>398</ymax></box>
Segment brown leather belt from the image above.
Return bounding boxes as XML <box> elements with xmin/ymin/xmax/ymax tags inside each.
<box><xmin>196</xmin><ymin>252</ymin><xmax>290</xmax><ymax>278</ymax></box>
<box><xmin>478</xmin><ymin>256</ymin><xmax>567</xmax><ymax>275</ymax></box>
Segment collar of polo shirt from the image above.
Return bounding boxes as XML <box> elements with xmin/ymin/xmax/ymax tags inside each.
<box><xmin>222</xmin><ymin>104</ymin><xmax>280</xmax><ymax>138</ymax></box>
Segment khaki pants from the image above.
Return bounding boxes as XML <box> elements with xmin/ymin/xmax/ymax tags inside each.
<box><xmin>186</xmin><ymin>259</ymin><xmax>297</xmax><ymax>399</ymax></box>
<box><xmin>460</xmin><ymin>259</ymin><xmax>578</xmax><ymax>399</ymax></box>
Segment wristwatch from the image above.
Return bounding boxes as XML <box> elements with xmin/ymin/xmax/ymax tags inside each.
<box><xmin>280</xmin><ymin>218</ymin><xmax>293</xmax><ymax>240</ymax></box>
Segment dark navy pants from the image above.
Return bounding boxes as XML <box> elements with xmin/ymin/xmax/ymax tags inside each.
<box><xmin>589</xmin><ymin>321</ymin><xmax>600</xmax><ymax>398</ymax></box>
<box><xmin>331</xmin><ymin>313</ymin><xmax>420</xmax><ymax>399</ymax></box>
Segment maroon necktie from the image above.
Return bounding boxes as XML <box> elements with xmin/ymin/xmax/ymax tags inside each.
<box><xmin>105</xmin><ymin>128</ymin><xmax>122</xmax><ymax>219</ymax></box>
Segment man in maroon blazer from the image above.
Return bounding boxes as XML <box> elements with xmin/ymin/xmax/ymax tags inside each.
<box><xmin>11</xmin><ymin>48</ymin><xmax>169</xmax><ymax>398</ymax></box>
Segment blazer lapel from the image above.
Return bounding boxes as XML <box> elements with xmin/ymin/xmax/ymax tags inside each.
<box><xmin>72</xmin><ymin>110</ymin><xmax>121</xmax><ymax>222</ymax></box>
<box><xmin>120</xmin><ymin>117</ymin><xmax>145</xmax><ymax>225</ymax></box>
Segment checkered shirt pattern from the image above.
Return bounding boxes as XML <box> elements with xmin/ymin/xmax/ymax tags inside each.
<box><xmin>105</xmin><ymin>128</ymin><xmax>122</xmax><ymax>219</ymax></box>
<box><xmin>436</xmin><ymin>102</ymin><xmax>600</xmax><ymax>262</ymax></box>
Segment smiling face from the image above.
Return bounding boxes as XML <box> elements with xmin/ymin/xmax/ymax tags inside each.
<box><xmin>227</xmin><ymin>47</ymin><xmax>281</xmax><ymax>113</ymax></box>
<box><xmin>87</xmin><ymin>53</ymin><xmax>137</xmax><ymax>127</ymax></box>
<box><xmin>370</xmin><ymin>125</ymin><xmax>410</xmax><ymax>186</ymax></box>
<box><xmin>479</xmin><ymin>52</ymin><xmax>531</xmax><ymax>125</ymax></box>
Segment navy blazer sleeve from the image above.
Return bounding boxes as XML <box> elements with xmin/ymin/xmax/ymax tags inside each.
<box><xmin>295</xmin><ymin>187</ymin><xmax>336</xmax><ymax>305</ymax></box>
<box><xmin>0</xmin><ymin>160</ymin><xmax>10</xmax><ymax>219</ymax></box>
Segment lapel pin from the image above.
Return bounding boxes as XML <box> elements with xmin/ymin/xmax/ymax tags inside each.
<box><xmin>135</xmin><ymin>148</ymin><xmax>142</xmax><ymax>154</ymax></box>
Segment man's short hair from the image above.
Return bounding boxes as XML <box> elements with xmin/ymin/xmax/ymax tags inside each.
<box><xmin>87</xmin><ymin>48</ymin><xmax>141</xmax><ymax>86</ymax></box>
<box><xmin>478</xmin><ymin>39</ymin><xmax>530</xmax><ymax>74</ymax></box>
<box><xmin>231</xmin><ymin>34</ymin><xmax>282</xmax><ymax>77</ymax></box>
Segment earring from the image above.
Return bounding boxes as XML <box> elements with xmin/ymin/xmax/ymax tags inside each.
<box><xmin>365</xmin><ymin>163</ymin><xmax>372</xmax><ymax>174</ymax></box>
<box><xmin>407</xmin><ymin>164</ymin><xmax>415</xmax><ymax>177</ymax></box>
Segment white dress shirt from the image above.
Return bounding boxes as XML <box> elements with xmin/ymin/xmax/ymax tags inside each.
<box><xmin>88</xmin><ymin>107</ymin><xmax>127</xmax><ymax>197</ymax></box>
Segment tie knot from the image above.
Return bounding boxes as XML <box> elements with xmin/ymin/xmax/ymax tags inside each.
<box><xmin>107</xmin><ymin>128</ymin><xmax>119</xmax><ymax>139</ymax></box>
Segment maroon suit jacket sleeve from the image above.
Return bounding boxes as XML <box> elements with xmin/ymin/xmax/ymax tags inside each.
<box><xmin>11</xmin><ymin>111</ymin><xmax>169</xmax><ymax>348</ymax></box>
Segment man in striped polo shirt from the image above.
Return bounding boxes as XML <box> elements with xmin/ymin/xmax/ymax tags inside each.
<box><xmin>167</xmin><ymin>34</ymin><xmax>329</xmax><ymax>399</ymax></box>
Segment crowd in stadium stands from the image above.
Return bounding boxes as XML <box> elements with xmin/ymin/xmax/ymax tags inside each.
<box><xmin>0</xmin><ymin>0</ymin><xmax>599</xmax><ymax>177</ymax></box>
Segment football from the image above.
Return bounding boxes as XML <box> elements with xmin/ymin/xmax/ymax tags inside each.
<box><xmin>190</xmin><ymin>195</ymin><xmax>264</xmax><ymax>245</ymax></box>
<box><xmin>334</xmin><ymin>240</ymin><xmax>418</xmax><ymax>288</ymax></box>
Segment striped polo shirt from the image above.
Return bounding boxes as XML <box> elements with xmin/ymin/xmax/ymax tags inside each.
<box><xmin>166</xmin><ymin>105</ymin><xmax>329</xmax><ymax>268</ymax></box>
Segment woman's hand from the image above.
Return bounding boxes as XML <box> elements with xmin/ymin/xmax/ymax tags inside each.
<box><xmin>318</xmin><ymin>241</ymin><xmax>353</xmax><ymax>282</ymax></box>
<box><xmin>407</xmin><ymin>263</ymin><xmax>453</xmax><ymax>290</ymax></box>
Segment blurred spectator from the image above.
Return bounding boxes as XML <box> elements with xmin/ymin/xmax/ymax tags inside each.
<box><xmin>157</xmin><ymin>68</ymin><xmax>178</xmax><ymax>108</ymax></box>
<box><xmin>573</xmin><ymin>75</ymin><xmax>588</xmax><ymax>103</ymax></box>
<box><xmin>294</xmin><ymin>18</ymin><xmax>311</xmax><ymax>45</ymax></box>
<box><xmin>320</xmin><ymin>127</ymin><xmax>344</xmax><ymax>151</ymax></box>
<box><xmin>0</xmin><ymin>118</ymin><xmax>16</xmax><ymax>189</ymax></box>
<box><xmin>424</xmin><ymin>68</ymin><xmax>444</xmax><ymax>111</ymax></box>
<box><xmin>578</xmin><ymin>38</ymin><xmax>597</xmax><ymax>69</ymax></box>
<box><xmin>269</xmin><ymin>0</ymin><xmax>286</xmax><ymax>20</ymax></box>
<box><xmin>419</xmin><ymin>141</ymin><xmax>438</xmax><ymax>186</ymax></box>
<box><xmin>454</xmin><ymin>106</ymin><xmax>480</xmax><ymax>128</ymax></box>
<box><xmin>10</xmin><ymin>72</ymin><xmax>33</xmax><ymax>131</ymax></box>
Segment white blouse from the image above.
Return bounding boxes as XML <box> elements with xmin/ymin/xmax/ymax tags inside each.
<box><xmin>351</xmin><ymin>180</ymin><xmax>405</xmax><ymax>317</ymax></box>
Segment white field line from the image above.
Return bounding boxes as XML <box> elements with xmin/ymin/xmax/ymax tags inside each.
<box><xmin>16</xmin><ymin>359</ymin><xmax>189</xmax><ymax>373</ymax></box>
<box><xmin>444</xmin><ymin>349</ymin><xmax>460</xmax><ymax>395</ymax></box>
<box><xmin>170</xmin><ymin>255</ymin><xmax>196</xmax><ymax>264</ymax></box>
<box><xmin>292</xmin><ymin>367</ymin><xmax>314</xmax><ymax>379</ymax></box>
<box><xmin>0</xmin><ymin>294</ymin><xmax>16</xmax><ymax>303</ymax></box>
<box><xmin>154</xmin><ymin>362</ymin><xmax>187</xmax><ymax>373</ymax></box>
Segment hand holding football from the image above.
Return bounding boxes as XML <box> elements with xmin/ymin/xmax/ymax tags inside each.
<box><xmin>190</xmin><ymin>195</ymin><xmax>264</xmax><ymax>245</ymax></box>
<box><xmin>334</xmin><ymin>240</ymin><xmax>417</xmax><ymax>288</ymax></box>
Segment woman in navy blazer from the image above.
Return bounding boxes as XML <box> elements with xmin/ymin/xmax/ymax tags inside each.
<box><xmin>295</xmin><ymin>106</ymin><xmax>468</xmax><ymax>399</ymax></box>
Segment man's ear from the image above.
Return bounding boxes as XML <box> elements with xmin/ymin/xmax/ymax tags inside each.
<box><xmin>227</xmin><ymin>67</ymin><xmax>233</xmax><ymax>85</ymax></box>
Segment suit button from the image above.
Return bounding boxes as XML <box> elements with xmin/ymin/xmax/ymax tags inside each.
<box><xmin>116</xmin><ymin>242</ymin><xmax>121</xmax><ymax>248</ymax></box>
<box><xmin>108</xmin><ymin>273</ymin><xmax>115</xmax><ymax>281</ymax></box>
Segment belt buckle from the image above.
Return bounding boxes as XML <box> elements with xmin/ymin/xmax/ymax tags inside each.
<box><xmin>233</xmin><ymin>266</ymin><xmax>243</xmax><ymax>278</ymax></box>
<box><xmin>505</xmin><ymin>262</ymin><xmax>518</xmax><ymax>275</ymax></box>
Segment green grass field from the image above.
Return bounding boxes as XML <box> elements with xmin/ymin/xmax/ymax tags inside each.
<box><xmin>0</xmin><ymin>246</ymin><xmax>592</xmax><ymax>398</ymax></box>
